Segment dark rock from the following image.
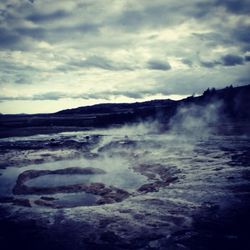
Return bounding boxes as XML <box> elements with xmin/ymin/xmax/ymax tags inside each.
<box><xmin>0</xmin><ymin>196</ymin><xmax>15</xmax><ymax>203</ymax></box>
<box><xmin>40</xmin><ymin>196</ymin><xmax>57</xmax><ymax>201</ymax></box>
<box><xmin>133</xmin><ymin>213</ymin><xmax>144</xmax><ymax>220</ymax></box>
<box><xmin>34</xmin><ymin>199</ymin><xmax>62</xmax><ymax>208</ymax></box>
<box><xmin>119</xmin><ymin>208</ymin><xmax>132</xmax><ymax>213</ymax></box>
<box><xmin>34</xmin><ymin>159</ymin><xmax>44</xmax><ymax>164</ymax></box>
<box><xmin>100</xmin><ymin>231</ymin><xmax>120</xmax><ymax>242</ymax></box>
<box><xmin>86</xmin><ymin>183</ymin><xmax>106</xmax><ymax>194</ymax></box>
<box><xmin>143</xmin><ymin>198</ymin><xmax>165</xmax><ymax>205</ymax></box>
<box><xmin>96</xmin><ymin>197</ymin><xmax>116</xmax><ymax>205</ymax></box>
<box><xmin>102</xmin><ymin>187</ymin><xmax>129</xmax><ymax>202</ymax></box>
<box><xmin>133</xmin><ymin>163</ymin><xmax>179</xmax><ymax>182</ymax></box>
<box><xmin>137</xmin><ymin>183</ymin><xmax>160</xmax><ymax>193</ymax></box>
<box><xmin>12</xmin><ymin>198</ymin><xmax>31</xmax><ymax>207</ymax></box>
<box><xmin>133</xmin><ymin>164</ymin><xmax>179</xmax><ymax>193</ymax></box>
<box><xmin>99</xmin><ymin>218</ymin><xmax>117</xmax><ymax>228</ymax></box>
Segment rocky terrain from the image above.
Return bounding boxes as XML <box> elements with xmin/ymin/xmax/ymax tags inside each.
<box><xmin>0</xmin><ymin>127</ymin><xmax>249</xmax><ymax>250</ymax></box>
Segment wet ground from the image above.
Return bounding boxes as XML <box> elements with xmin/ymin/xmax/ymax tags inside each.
<box><xmin>0</xmin><ymin>127</ymin><xmax>250</xmax><ymax>249</ymax></box>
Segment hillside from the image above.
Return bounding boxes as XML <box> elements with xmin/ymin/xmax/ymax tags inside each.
<box><xmin>55</xmin><ymin>99</ymin><xmax>175</xmax><ymax>115</ymax></box>
<box><xmin>0</xmin><ymin>84</ymin><xmax>249</xmax><ymax>137</ymax></box>
<box><xmin>56</xmin><ymin>84</ymin><xmax>250</xmax><ymax>121</ymax></box>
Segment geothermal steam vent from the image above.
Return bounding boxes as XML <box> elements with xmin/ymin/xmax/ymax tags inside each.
<box><xmin>9</xmin><ymin>137</ymin><xmax>179</xmax><ymax>208</ymax></box>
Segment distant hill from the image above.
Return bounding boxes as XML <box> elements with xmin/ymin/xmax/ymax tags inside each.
<box><xmin>181</xmin><ymin>84</ymin><xmax>250</xmax><ymax>120</ymax></box>
<box><xmin>55</xmin><ymin>99</ymin><xmax>176</xmax><ymax>115</ymax></box>
<box><xmin>0</xmin><ymin>84</ymin><xmax>249</xmax><ymax>137</ymax></box>
<box><xmin>55</xmin><ymin>84</ymin><xmax>250</xmax><ymax>122</ymax></box>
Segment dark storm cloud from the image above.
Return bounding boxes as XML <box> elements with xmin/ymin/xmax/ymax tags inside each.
<box><xmin>0</xmin><ymin>7</ymin><xmax>37</xmax><ymax>50</ymax></box>
<box><xmin>221</xmin><ymin>54</ymin><xmax>244</xmax><ymax>66</ymax></box>
<box><xmin>200</xmin><ymin>61</ymin><xmax>219</xmax><ymax>68</ymax></box>
<box><xmin>191</xmin><ymin>16</ymin><xmax>250</xmax><ymax>53</ymax></box>
<box><xmin>199</xmin><ymin>54</ymin><xmax>245</xmax><ymax>68</ymax></box>
<box><xmin>245</xmin><ymin>55</ymin><xmax>250</xmax><ymax>62</ymax></box>
<box><xmin>214</xmin><ymin>0</ymin><xmax>250</xmax><ymax>14</ymax></box>
<box><xmin>0</xmin><ymin>1</ymin><xmax>99</xmax><ymax>50</ymax></box>
<box><xmin>27</xmin><ymin>10</ymin><xmax>69</xmax><ymax>23</ymax></box>
<box><xmin>0</xmin><ymin>27</ymin><xmax>20</xmax><ymax>48</ymax></box>
<box><xmin>13</xmin><ymin>23</ymin><xmax>98</xmax><ymax>47</ymax></box>
<box><xmin>13</xmin><ymin>23</ymin><xmax>98</xmax><ymax>44</ymax></box>
<box><xmin>147</xmin><ymin>60</ymin><xmax>171</xmax><ymax>71</ymax></box>
<box><xmin>15</xmin><ymin>27</ymin><xmax>45</xmax><ymax>40</ymax></box>
<box><xmin>233</xmin><ymin>25</ymin><xmax>250</xmax><ymax>44</ymax></box>
<box><xmin>114</xmin><ymin>0</ymin><xmax>249</xmax><ymax>33</ymax></box>
<box><xmin>195</xmin><ymin>0</ymin><xmax>250</xmax><ymax>17</ymax></box>
<box><xmin>0</xmin><ymin>1</ymin><xmax>247</xmax><ymax>51</ymax></box>
<box><xmin>0</xmin><ymin>26</ymin><xmax>39</xmax><ymax>51</ymax></box>
<box><xmin>193</xmin><ymin>27</ymin><xmax>250</xmax><ymax>55</ymax></box>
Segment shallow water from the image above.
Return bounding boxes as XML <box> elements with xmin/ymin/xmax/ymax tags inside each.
<box><xmin>0</xmin><ymin>156</ymin><xmax>148</xmax><ymax>197</ymax></box>
<box><xmin>25</xmin><ymin>168</ymin><xmax>147</xmax><ymax>190</ymax></box>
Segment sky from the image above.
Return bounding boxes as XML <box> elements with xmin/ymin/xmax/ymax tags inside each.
<box><xmin>0</xmin><ymin>0</ymin><xmax>250</xmax><ymax>114</ymax></box>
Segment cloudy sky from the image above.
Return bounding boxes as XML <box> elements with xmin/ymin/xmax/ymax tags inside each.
<box><xmin>0</xmin><ymin>0</ymin><xmax>250</xmax><ymax>114</ymax></box>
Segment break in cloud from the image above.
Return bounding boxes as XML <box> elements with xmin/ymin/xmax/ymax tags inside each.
<box><xmin>0</xmin><ymin>0</ymin><xmax>250</xmax><ymax>113</ymax></box>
